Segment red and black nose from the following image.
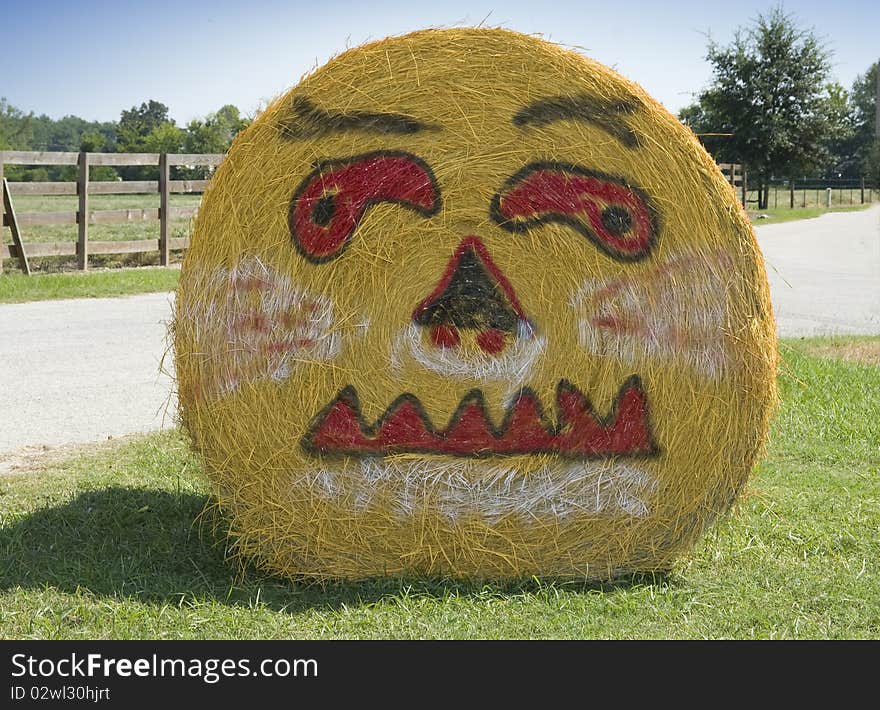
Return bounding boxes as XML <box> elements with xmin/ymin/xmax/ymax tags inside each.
<box><xmin>412</xmin><ymin>236</ymin><xmax>532</xmax><ymax>355</ymax></box>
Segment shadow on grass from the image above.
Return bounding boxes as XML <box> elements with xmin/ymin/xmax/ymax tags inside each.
<box><xmin>0</xmin><ymin>487</ymin><xmax>670</xmax><ymax>612</ymax></box>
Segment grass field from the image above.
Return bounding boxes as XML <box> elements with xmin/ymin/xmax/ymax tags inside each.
<box><xmin>1</xmin><ymin>193</ymin><xmax>200</xmax><ymax>275</ymax></box>
<box><xmin>7</xmin><ymin>193</ymin><xmax>202</xmax><ymax>245</ymax></box>
<box><xmin>746</xmin><ymin>185</ymin><xmax>878</xmax><ymax>211</ymax></box>
<box><xmin>0</xmin><ymin>336</ymin><xmax>877</xmax><ymax>639</ymax></box>
<box><xmin>746</xmin><ymin>203</ymin><xmax>875</xmax><ymax>225</ymax></box>
<box><xmin>0</xmin><ymin>267</ymin><xmax>180</xmax><ymax>303</ymax></box>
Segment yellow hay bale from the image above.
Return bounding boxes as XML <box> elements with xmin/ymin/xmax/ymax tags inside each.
<box><xmin>172</xmin><ymin>28</ymin><xmax>777</xmax><ymax>581</ymax></box>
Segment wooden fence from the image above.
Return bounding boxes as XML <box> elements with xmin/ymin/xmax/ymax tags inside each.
<box><xmin>718</xmin><ymin>163</ymin><xmax>746</xmax><ymax>206</ymax></box>
<box><xmin>1</xmin><ymin>150</ymin><xmax>224</xmax><ymax>275</ymax></box>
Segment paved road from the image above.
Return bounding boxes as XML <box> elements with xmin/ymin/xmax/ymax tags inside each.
<box><xmin>756</xmin><ymin>205</ymin><xmax>880</xmax><ymax>337</ymax></box>
<box><xmin>1</xmin><ymin>205</ymin><xmax>878</xmax><ymax>457</ymax></box>
<box><xmin>0</xmin><ymin>292</ymin><xmax>176</xmax><ymax>456</ymax></box>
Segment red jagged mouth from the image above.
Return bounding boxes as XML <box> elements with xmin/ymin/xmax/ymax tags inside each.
<box><xmin>301</xmin><ymin>377</ymin><xmax>657</xmax><ymax>459</ymax></box>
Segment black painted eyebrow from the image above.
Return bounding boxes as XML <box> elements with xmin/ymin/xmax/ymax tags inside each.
<box><xmin>513</xmin><ymin>93</ymin><xmax>641</xmax><ymax>148</ymax></box>
<box><xmin>278</xmin><ymin>96</ymin><xmax>437</xmax><ymax>140</ymax></box>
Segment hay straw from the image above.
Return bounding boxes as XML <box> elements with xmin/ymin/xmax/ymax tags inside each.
<box><xmin>172</xmin><ymin>28</ymin><xmax>777</xmax><ymax>581</ymax></box>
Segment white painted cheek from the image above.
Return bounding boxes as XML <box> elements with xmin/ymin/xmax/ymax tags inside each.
<box><xmin>181</xmin><ymin>256</ymin><xmax>342</xmax><ymax>399</ymax></box>
<box><xmin>569</xmin><ymin>251</ymin><xmax>732</xmax><ymax>379</ymax></box>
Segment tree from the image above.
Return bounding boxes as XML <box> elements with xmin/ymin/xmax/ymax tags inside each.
<box><xmin>184</xmin><ymin>104</ymin><xmax>249</xmax><ymax>154</ymax></box>
<box><xmin>182</xmin><ymin>104</ymin><xmax>250</xmax><ymax>178</ymax></box>
<box><xmin>78</xmin><ymin>132</ymin><xmax>119</xmax><ymax>181</ymax></box>
<box><xmin>821</xmin><ymin>82</ymin><xmax>858</xmax><ymax>178</ymax></box>
<box><xmin>28</xmin><ymin>114</ymin><xmax>117</xmax><ymax>153</ymax></box>
<box><xmin>117</xmin><ymin>100</ymin><xmax>178</xmax><ymax>179</ymax></box>
<box><xmin>0</xmin><ymin>98</ymin><xmax>34</xmax><ymax>150</ymax></box>
<box><xmin>142</xmin><ymin>123</ymin><xmax>184</xmax><ymax>153</ymax></box>
<box><xmin>848</xmin><ymin>62</ymin><xmax>879</xmax><ymax>182</ymax></box>
<box><xmin>679</xmin><ymin>9</ymin><xmax>835</xmax><ymax>208</ymax></box>
<box><xmin>117</xmin><ymin>100</ymin><xmax>174</xmax><ymax>152</ymax></box>
<box><xmin>79</xmin><ymin>131</ymin><xmax>105</xmax><ymax>152</ymax></box>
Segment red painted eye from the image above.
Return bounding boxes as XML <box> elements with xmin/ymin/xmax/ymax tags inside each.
<box><xmin>490</xmin><ymin>162</ymin><xmax>658</xmax><ymax>261</ymax></box>
<box><xmin>289</xmin><ymin>151</ymin><xmax>440</xmax><ymax>263</ymax></box>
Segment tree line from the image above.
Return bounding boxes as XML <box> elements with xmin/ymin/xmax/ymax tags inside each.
<box><xmin>1</xmin><ymin>8</ymin><xmax>877</xmax><ymax>212</ymax></box>
<box><xmin>680</xmin><ymin>8</ymin><xmax>878</xmax><ymax>209</ymax></box>
<box><xmin>0</xmin><ymin>98</ymin><xmax>250</xmax><ymax>181</ymax></box>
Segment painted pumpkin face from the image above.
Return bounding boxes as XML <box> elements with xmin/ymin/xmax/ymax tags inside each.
<box><xmin>174</xmin><ymin>29</ymin><xmax>777</xmax><ymax>579</ymax></box>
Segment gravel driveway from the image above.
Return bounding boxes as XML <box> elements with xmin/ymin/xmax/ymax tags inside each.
<box><xmin>1</xmin><ymin>205</ymin><xmax>878</xmax><ymax>457</ymax></box>
<box><xmin>0</xmin><ymin>292</ymin><xmax>176</xmax><ymax>457</ymax></box>
<box><xmin>757</xmin><ymin>205</ymin><xmax>880</xmax><ymax>336</ymax></box>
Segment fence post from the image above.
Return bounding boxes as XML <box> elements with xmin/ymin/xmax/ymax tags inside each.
<box><xmin>0</xmin><ymin>152</ymin><xmax>4</xmax><ymax>273</ymax></box>
<box><xmin>789</xmin><ymin>180</ymin><xmax>794</xmax><ymax>209</ymax></box>
<box><xmin>159</xmin><ymin>153</ymin><xmax>170</xmax><ymax>266</ymax></box>
<box><xmin>826</xmin><ymin>188</ymin><xmax>832</xmax><ymax>208</ymax></box>
<box><xmin>741</xmin><ymin>166</ymin><xmax>747</xmax><ymax>207</ymax></box>
<box><xmin>2</xmin><ymin>178</ymin><xmax>30</xmax><ymax>275</ymax></box>
<box><xmin>77</xmin><ymin>151</ymin><xmax>89</xmax><ymax>270</ymax></box>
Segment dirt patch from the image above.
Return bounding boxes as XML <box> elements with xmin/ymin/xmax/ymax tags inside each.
<box><xmin>0</xmin><ymin>435</ymin><xmax>140</xmax><ymax>475</ymax></box>
<box><xmin>803</xmin><ymin>340</ymin><xmax>880</xmax><ymax>367</ymax></box>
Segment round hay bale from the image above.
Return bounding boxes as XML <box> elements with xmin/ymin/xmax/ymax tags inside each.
<box><xmin>173</xmin><ymin>28</ymin><xmax>777</xmax><ymax>580</ymax></box>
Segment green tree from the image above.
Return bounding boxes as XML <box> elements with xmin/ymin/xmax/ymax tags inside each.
<box><xmin>0</xmin><ymin>98</ymin><xmax>34</xmax><ymax>150</ymax></box>
<box><xmin>117</xmin><ymin>100</ymin><xmax>178</xmax><ymax>178</ymax></box>
<box><xmin>821</xmin><ymin>82</ymin><xmax>858</xmax><ymax>178</ymax></box>
<box><xmin>79</xmin><ymin>132</ymin><xmax>118</xmax><ymax>182</ymax></box>
<box><xmin>117</xmin><ymin>100</ymin><xmax>174</xmax><ymax>152</ymax></box>
<box><xmin>679</xmin><ymin>8</ymin><xmax>835</xmax><ymax>208</ymax></box>
<box><xmin>79</xmin><ymin>131</ymin><xmax>105</xmax><ymax>152</ymax></box>
<box><xmin>848</xmin><ymin>62</ymin><xmax>878</xmax><ymax>182</ymax></box>
<box><xmin>184</xmin><ymin>104</ymin><xmax>249</xmax><ymax>153</ymax></box>
<box><xmin>182</xmin><ymin>104</ymin><xmax>249</xmax><ymax>178</ymax></box>
<box><xmin>29</xmin><ymin>114</ymin><xmax>117</xmax><ymax>154</ymax></box>
<box><xmin>142</xmin><ymin>123</ymin><xmax>184</xmax><ymax>153</ymax></box>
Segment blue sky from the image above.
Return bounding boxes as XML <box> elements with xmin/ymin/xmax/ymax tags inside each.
<box><xmin>2</xmin><ymin>0</ymin><xmax>878</xmax><ymax>124</ymax></box>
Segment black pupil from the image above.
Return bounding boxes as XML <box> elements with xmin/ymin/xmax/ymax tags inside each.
<box><xmin>600</xmin><ymin>206</ymin><xmax>632</xmax><ymax>236</ymax></box>
<box><xmin>312</xmin><ymin>193</ymin><xmax>336</xmax><ymax>226</ymax></box>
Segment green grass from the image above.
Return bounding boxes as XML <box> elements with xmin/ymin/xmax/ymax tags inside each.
<box><xmin>745</xmin><ymin>185</ymin><xmax>879</xmax><ymax>225</ymax></box>
<box><xmin>6</xmin><ymin>193</ymin><xmax>202</xmax><ymax>245</ymax></box>
<box><xmin>0</xmin><ymin>267</ymin><xmax>180</xmax><ymax>303</ymax></box>
<box><xmin>747</xmin><ymin>185</ymin><xmax>878</xmax><ymax>210</ymax></box>
<box><xmin>0</xmin><ymin>337</ymin><xmax>877</xmax><ymax>639</ymax></box>
<box><xmin>748</xmin><ymin>203</ymin><xmax>875</xmax><ymax>225</ymax></box>
<box><xmin>1</xmin><ymin>192</ymin><xmax>201</xmax><ymax>275</ymax></box>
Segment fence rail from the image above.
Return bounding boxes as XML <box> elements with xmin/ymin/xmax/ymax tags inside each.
<box><xmin>0</xmin><ymin>150</ymin><xmax>223</xmax><ymax>275</ymax></box>
<box><xmin>745</xmin><ymin>178</ymin><xmax>878</xmax><ymax>211</ymax></box>
<box><xmin>718</xmin><ymin>163</ymin><xmax>746</xmax><ymax>206</ymax></box>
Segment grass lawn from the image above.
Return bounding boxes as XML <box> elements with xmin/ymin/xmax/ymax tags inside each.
<box><xmin>1</xmin><ymin>193</ymin><xmax>200</xmax><ymax>275</ymax></box>
<box><xmin>0</xmin><ymin>267</ymin><xmax>180</xmax><ymax>303</ymax></box>
<box><xmin>0</xmin><ymin>336</ymin><xmax>877</xmax><ymax>639</ymax></box>
<box><xmin>6</xmin><ymin>193</ymin><xmax>202</xmax><ymax>245</ymax></box>
<box><xmin>747</xmin><ymin>203</ymin><xmax>875</xmax><ymax>225</ymax></box>
<box><xmin>743</xmin><ymin>183</ymin><xmax>879</xmax><ymax>225</ymax></box>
